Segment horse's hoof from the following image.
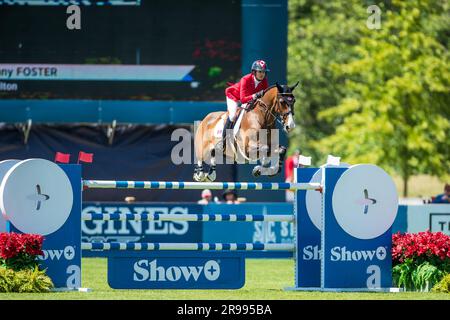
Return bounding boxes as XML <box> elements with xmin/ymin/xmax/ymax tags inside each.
<box><xmin>193</xmin><ymin>172</ymin><xmax>206</xmax><ymax>182</ymax></box>
<box><xmin>267</xmin><ymin>165</ymin><xmax>280</xmax><ymax>177</ymax></box>
<box><xmin>252</xmin><ymin>166</ymin><xmax>262</xmax><ymax>177</ymax></box>
<box><xmin>206</xmin><ymin>172</ymin><xmax>216</xmax><ymax>182</ymax></box>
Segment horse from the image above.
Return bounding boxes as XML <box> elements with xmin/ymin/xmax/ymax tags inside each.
<box><xmin>193</xmin><ymin>82</ymin><xmax>299</xmax><ymax>182</ymax></box>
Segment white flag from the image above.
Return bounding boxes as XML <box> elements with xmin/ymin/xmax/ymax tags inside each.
<box><xmin>326</xmin><ymin>155</ymin><xmax>341</xmax><ymax>166</ymax></box>
<box><xmin>298</xmin><ymin>155</ymin><xmax>312</xmax><ymax>166</ymax></box>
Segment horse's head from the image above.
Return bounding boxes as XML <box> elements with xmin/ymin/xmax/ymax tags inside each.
<box><xmin>275</xmin><ymin>81</ymin><xmax>299</xmax><ymax>133</ymax></box>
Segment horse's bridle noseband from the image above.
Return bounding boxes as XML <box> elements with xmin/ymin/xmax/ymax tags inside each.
<box><xmin>254</xmin><ymin>92</ymin><xmax>295</xmax><ymax>127</ymax></box>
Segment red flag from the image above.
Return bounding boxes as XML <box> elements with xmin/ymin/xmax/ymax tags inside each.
<box><xmin>54</xmin><ymin>152</ymin><xmax>70</xmax><ymax>163</ymax></box>
<box><xmin>78</xmin><ymin>151</ymin><xmax>94</xmax><ymax>164</ymax></box>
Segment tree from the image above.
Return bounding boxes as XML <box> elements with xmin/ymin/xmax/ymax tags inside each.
<box><xmin>288</xmin><ymin>0</ymin><xmax>368</xmax><ymax>161</ymax></box>
<box><xmin>315</xmin><ymin>0</ymin><xmax>449</xmax><ymax>196</ymax></box>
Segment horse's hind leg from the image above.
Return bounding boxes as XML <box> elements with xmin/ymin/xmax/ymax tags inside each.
<box><xmin>206</xmin><ymin>149</ymin><xmax>217</xmax><ymax>182</ymax></box>
<box><xmin>193</xmin><ymin>119</ymin><xmax>209</xmax><ymax>182</ymax></box>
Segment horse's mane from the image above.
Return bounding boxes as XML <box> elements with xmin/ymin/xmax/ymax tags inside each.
<box><xmin>245</xmin><ymin>85</ymin><xmax>278</xmax><ymax>112</ymax></box>
<box><xmin>263</xmin><ymin>85</ymin><xmax>278</xmax><ymax>94</ymax></box>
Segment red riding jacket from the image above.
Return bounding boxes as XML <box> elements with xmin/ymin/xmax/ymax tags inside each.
<box><xmin>225</xmin><ymin>73</ymin><xmax>269</xmax><ymax>104</ymax></box>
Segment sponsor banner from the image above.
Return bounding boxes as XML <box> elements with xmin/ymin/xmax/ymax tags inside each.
<box><xmin>407</xmin><ymin>204</ymin><xmax>450</xmax><ymax>235</ymax></box>
<box><xmin>82</xmin><ymin>202</ymin><xmax>294</xmax><ymax>258</ymax></box>
<box><xmin>430</xmin><ymin>213</ymin><xmax>450</xmax><ymax>235</ymax></box>
<box><xmin>82</xmin><ymin>203</ymin><xmax>202</xmax><ymax>257</ymax></box>
<box><xmin>107</xmin><ymin>251</ymin><xmax>245</xmax><ymax>289</ymax></box>
<box><xmin>0</xmin><ymin>64</ymin><xmax>195</xmax><ymax>81</ymax></box>
<box><xmin>201</xmin><ymin>203</ymin><xmax>294</xmax><ymax>243</ymax></box>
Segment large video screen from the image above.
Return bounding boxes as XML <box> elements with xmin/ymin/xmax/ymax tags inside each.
<box><xmin>0</xmin><ymin>0</ymin><xmax>241</xmax><ymax>101</ymax></box>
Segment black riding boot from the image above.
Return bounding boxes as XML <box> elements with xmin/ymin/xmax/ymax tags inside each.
<box><xmin>218</xmin><ymin>117</ymin><xmax>233</xmax><ymax>152</ymax></box>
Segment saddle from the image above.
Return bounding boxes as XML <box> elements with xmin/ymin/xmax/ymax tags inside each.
<box><xmin>218</xmin><ymin>98</ymin><xmax>257</xmax><ymax>153</ymax></box>
<box><xmin>230</xmin><ymin>99</ymin><xmax>257</xmax><ymax>129</ymax></box>
<box><xmin>224</xmin><ymin>105</ymin><xmax>245</xmax><ymax>134</ymax></box>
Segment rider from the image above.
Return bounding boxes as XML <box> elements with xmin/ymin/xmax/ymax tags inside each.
<box><xmin>219</xmin><ymin>60</ymin><xmax>270</xmax><ymax>150</ymax></box>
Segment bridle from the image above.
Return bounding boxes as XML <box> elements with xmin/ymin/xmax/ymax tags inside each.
<box><xmin>277</xmin><ymin>92</ymin><xmax>296</xmax><ymax>118</ymax></box>
<box><xmin>255</xmin><ymin>90</ymin><xmax>295</xmax><ymax>127</ymax></box>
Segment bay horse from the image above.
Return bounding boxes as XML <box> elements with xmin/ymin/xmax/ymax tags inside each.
<box><xmin>193</xmin><ymin>82</ymin><xmax>299</xmax><ymax>182</ymax></box>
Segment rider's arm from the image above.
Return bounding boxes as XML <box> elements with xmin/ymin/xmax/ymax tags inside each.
<box><xmin>239</xmin><ymin>76</ymin><xmax>256</xmax><ymax>104</ymax></box>
<box><xmin>252</xmin><ymin>78</ymin><xmax>269</xmax><ymax>99</ymax></box>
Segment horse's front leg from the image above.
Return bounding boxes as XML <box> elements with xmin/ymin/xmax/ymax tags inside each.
<box><xmin>260</xmin><ymin>144</ymin><xmax>271</xmax><ymax>168</ymax></box>
<box><xmin>251</xmin><ymin>142</ymin><xmax>276</xmax><ymax>177</ymax></box>
<box><xmin>249</xmin><ymin>139</ymin><xmax>264</xmax><ymax>177</ymax></box>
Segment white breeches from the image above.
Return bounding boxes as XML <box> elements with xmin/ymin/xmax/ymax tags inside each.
<box><xmin>226</xmin><ymin>97</ymin><xmax>239</xmax><ymax>121</ymax></box>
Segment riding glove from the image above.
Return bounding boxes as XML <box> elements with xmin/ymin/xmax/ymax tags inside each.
<box><xmin>252</xmin><ymin>90</ymin><xmax>264</xmax><ymax>100</ymax></box>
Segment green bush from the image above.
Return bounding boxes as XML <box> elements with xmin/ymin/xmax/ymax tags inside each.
<box><xmin>0</xmin><ymin>266</ymin><xmax>53</xmax><ymax>293</ymax></box>
<box><xmin>393</xmin><ymin>258</ymin><xmax>415</xmax><ymax>291</ymax></box>
<box><xmin>412</xmin><ymin>262</ymin><xmax>445</xmax><ymax>291</ymax></box>
<box><xmin>393</xmin><ymin>260</ymin><xmax>446</xmax><ymax>292</ymax></box>
<box><xmin>432</xmin><ymin>274</ymin><xmax>450</xmax><ymax>294</ymax></box>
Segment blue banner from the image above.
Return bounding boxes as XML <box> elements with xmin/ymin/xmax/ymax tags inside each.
<box><xmin>82</xmin><ymin>202</ymin><xmax>294</xmax><ymax>258</ymax></box>
<box><xmin>107</xmin><ymin>251</ymin><xmax>245</xmax><ymax>289</ymax></box>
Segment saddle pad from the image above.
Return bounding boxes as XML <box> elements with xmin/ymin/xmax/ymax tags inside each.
<box><xmin>214</xmin><ymin>117</ymin><xmax>225</xmax><ymax>138</ymax></box>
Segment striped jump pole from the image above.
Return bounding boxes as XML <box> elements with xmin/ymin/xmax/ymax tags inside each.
<box><xmin>82</xmin><ymin>180</ymin><xmax>322</xmax><ymax>191</ymax></box>
<box><xmin>82</xmin><ymin>213</ymin><xmax>295</xmax><ymax>222</ymax></box>
<box><xmin>81</xmin><ymin>242</ymin><xmax>295</xmax><ymax>251</ymax></box>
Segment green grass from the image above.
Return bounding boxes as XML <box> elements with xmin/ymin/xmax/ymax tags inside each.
<box><xmin>0</xmin><ymin>258</ymin><xmax>449</xmax><ymax>300</ymax></box>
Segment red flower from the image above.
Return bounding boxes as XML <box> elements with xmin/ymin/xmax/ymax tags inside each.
<box><xmin>0</xmin><ymin>232</ymin><xmax>44</xmax><ymax>259</ymax></box>
<box><xmin>392</xmin><ymin>231</ymin><xmax>450</xmax><ymax>265</ymax></box>
<box><xmin>22</xmin><ymin>234</ymin><xmax>44</xmax><ymax>256</ymax></box>
<box><xmin>0</xmin><ymin>232</ymin><xmax>21</xmax><ymax>259</ymax></box>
